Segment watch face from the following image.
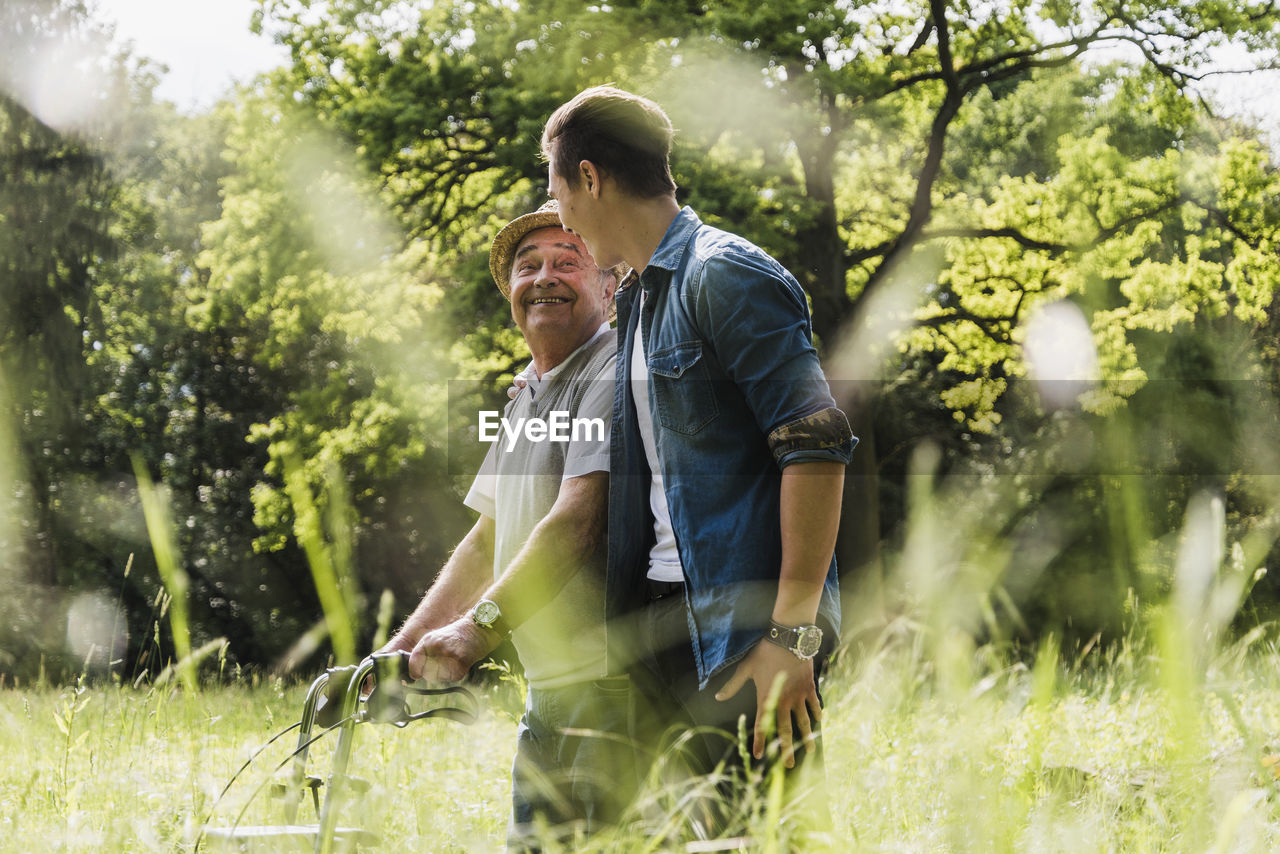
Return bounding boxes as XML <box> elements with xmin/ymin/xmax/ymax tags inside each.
<box><xmin>473</xmin><ymin>600</ymin><xmax>500</xmax><ymax>626</ymax></box>
<box><xmin>795</xmin><ymin>626</ymin><xmax>823</xmax><ymax>658</ymax></box>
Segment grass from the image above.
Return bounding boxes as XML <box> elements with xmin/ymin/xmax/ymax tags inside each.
<box><xmin>824</xmin><ymin>629</ymin><xmax>1280</xmax><ymax>853</ymax></box>
<box><xmin>4</xmin><ymin>442</ymin><xmax>1275</xmax><ymax>851</ymax></box>
<box><xmin>3</xmin><ymin>622</ymin><xmax>1280</xmax><ymax>853</ymax></box>
<box><xmin>0</xmin><ymin>676</ymin><xmax>513</xmax><ymax>852</ymax></box>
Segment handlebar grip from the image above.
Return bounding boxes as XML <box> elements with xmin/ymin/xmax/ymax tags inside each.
<box><xmin>369</xmin><ymin>650</ymin><xmax>414</xmax><ymax>684</ymax></box>
<box><xmin>313</xmin><ymin>651</ymin><xmax>479</xmax><ymax>728</ymax></box>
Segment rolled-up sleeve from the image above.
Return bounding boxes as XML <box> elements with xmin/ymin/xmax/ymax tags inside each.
<box><xmin>768</xmin><ymin>405</ymin><xmax>856</xmax><ymax>468</ymax></box>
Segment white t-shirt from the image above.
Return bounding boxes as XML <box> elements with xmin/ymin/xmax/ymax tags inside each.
<box><xmin>631</xmin><ymin>292</ymin><xmax>686</xmax><ymax>583</ymax></box>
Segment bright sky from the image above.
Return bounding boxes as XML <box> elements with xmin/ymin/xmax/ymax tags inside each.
<box><xmin>94</xmin><ymin>0</ymin><xmax>288</xmax><ymax>110</ymax></box>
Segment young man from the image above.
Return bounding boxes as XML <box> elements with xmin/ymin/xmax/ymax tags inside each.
<box><xmin>542</xmin><ymin>86</ymin><xmax>856</xmax><ymax>809</ymax></box>
<box><xmin>377</xmin><ymin>201</ymin><xmax>633</xmax><ymax>849</ymax></box>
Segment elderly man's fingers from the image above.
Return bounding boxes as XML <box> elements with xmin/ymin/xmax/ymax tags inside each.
<box><xmin>407</xmin><ymin>645</ymin><xmax>426</xmax><ymax>682</ymax></box>
<box><xmin>421</xmin><ymin>654</ymin><xmax>468</xmax><ymax>685</ymax></box>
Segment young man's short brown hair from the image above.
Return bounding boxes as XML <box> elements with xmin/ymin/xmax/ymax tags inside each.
<box><xmin>542</xmin><ymin>85</ymin><xmax>677</xmax><ymax>199</ymax></box>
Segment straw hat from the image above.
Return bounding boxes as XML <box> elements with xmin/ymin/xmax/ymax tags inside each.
<box><xmin>488</xmin><ymin>199</ymin><xmax>625</xmax><ymax>321</ymax></box>
<box><xmin>488</xmin><ymin>200</ymin><xmax>565</xmax><ymax>300</ymax></box>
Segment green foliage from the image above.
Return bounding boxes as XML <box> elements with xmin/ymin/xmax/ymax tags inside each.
<box><xmin>0</xmin><ymin>0</ymin><xmax>144</xmax><ymax>678</ymax></box>
<box><xmin>190</xmin><ymin>94</ymin><xmax>476</xmax><ymax>662</ymax></box>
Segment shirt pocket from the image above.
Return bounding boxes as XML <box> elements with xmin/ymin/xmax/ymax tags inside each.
<box><xmin>648</xmin><ymin>341</ymin><xmax>719</xmax><ymax>435</ymax></box>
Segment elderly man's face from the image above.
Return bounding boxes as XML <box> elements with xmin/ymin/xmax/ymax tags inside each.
<box><xmin>509</xmin><ymin>226</ymin><xmax>613</xmax><ymax>363</ymax></box>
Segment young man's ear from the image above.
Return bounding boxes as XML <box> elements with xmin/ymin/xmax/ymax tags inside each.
<box><xmin>578</xmin><ymin>160</ymin><xmax>603</xmax><ymax>198</ymax></box>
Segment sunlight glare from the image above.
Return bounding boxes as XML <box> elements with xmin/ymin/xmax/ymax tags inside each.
<box><xmin>66</xmin><ymin>591</ymin><xmax>128</xmax><ymax>670</ymax></box>
<box><xmin>1022</xmin><ymin>300</ymin><xmax>1100</xmax><ymax>410</ymax></box>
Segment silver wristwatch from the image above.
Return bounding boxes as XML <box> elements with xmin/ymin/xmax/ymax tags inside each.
<box><xmin>470</xmin><ymin>599</ymin><xmax>512</xmax><ymax>639</ymax></box>
<box><xmin>764</xmin><ymin>619</ymin><xmax>823</xmax><ymax>660</ymax></box>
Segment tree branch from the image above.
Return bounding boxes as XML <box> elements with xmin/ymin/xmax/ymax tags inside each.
<box><xmin>955</xmin><ymin>24</ymin><xmax>1110</xmax><ymax>81</ymax></box>
<box><xmin>924</xmin><ymin>226</ymin><xmax>1068</xmax><ymax>253</ymax></box>
<box><xmin>931</xmin><ymin>0</ymin><xmax>959</xmax><ymax>89</ymax></box>
<box><xmin>907</xmin><ymin>15</ymin><xmax>934</xmax><ymax>56</ymax></box>
<box><xmin>1202</xmin><ymin>203</ymin><xmax>1269</xmax><ymax>247</ymax></box>
<box><xmin>918</xmin><ymin>304</ymin><xmax>1017</xmax><ymax>343</ymax></box>
<box><xmin>1094</xmin><ymin>197</ymin><xmax>1182</xmax><ymax>244</ymax></box>
<box><xmin>856</xmin><ymin>83</ymin><xmax>965</xmax><ymax>298</ymax></box>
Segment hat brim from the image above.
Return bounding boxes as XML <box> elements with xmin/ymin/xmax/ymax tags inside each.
<box><xmin>489</xmin><ymin>209</ymin><xmax>564</xmax><ymax>300</ymax></box>
<box><xmin>488</xmin><ymin>205</ymin><xmax>622</xmax><ymax>323</ymax></box>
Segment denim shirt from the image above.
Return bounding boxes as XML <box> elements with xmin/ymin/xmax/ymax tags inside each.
<box><xmin>608</xmin><ymin>207</ymin><xmax>857</xmax><ymax>686</ymax></box>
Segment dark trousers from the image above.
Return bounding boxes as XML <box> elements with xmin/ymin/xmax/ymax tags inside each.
<box><xmin>627</xmin><ymin>585</ymin><xmax>832</xmax><ymax>837</ymax></box>
<box><xmin>507</xmin><ymin>676</ymin><xmax>639</xmax><ymax>852</ymax></box>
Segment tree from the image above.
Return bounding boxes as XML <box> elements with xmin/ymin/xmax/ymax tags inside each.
<box><xmin>253</xmin><ymin>0</ymin><xmax>1280</xmax><ymax>633</ymax></box>
<box><xmin>193</xmin><ymin>94</ymin><xmax>475</xmax><ymax>664</ymax></box>
<box><xmin>0</xmin><ymin>0</ymin><xmax>141</xmax><ymax>676</ymax></box>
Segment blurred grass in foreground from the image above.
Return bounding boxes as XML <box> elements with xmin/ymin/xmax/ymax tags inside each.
<box><xmin>3</xmin><ymin>619</ymin><xmax>1280</xmax><ymax>852</ymax></box>
<box><xmin>5</xmin><ymin>435</ymin><xmax>1280</xmax><ymax>851</ymax></box>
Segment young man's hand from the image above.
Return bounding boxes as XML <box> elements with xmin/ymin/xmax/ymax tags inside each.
<box><xmin>408</xmin><ymin>616</ymin><xmax>501</xmax><ymax>683</ymax></box>
<box><xmin>506</xmin><ymin>370</ymin><xmax>530</xmax><ymax>399</ymax></box>
<box><xmin>714</xmin><ymin>640</ymin><xmax>822</xmax><ymax>768</ymax></box>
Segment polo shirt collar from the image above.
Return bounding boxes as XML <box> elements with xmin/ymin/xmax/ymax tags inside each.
<box><xmin>526</xmin><ymin>321</ymin><xmax>611</xmax><ymax>400</ymax></box>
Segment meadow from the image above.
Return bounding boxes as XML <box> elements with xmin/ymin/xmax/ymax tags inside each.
<box><xmin>5</xmin><ymin>618</ymin><xmax>1280</xmax><ymax>854</ymax></box>
<box><xmin>8</xmin><ymin>444</ymin><xmax>1277</xmax><ymax>853</ymax></box>
<box><xmin>6</xmin><ymin>3</ymin><xmax>1280</xmax><ymax>852</ymax></box>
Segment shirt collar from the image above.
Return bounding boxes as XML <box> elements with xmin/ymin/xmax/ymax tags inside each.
<box><xmin>525</xmin><ymin>321</ymin><xmax>612</xmax><ymax>400</ymax></box>
<box><xmin>617</xmin><ymin>207</ymin><xmax>699</xmax><ymax>299</ymax></box>
<box><xmin>645</xmin><ymin>206</ymin><xmax>701</xmax><ymax>274</ymax></box>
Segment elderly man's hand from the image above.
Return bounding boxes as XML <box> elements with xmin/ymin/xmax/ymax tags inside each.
<box><xmin>374</xmin><ymin>630</ymin><xmax>417</xmax><ymax>660</ymax></box>
<box><xmin>715</xmin><ymin>640</ymin><xmax>822</xmax><ymax>768</ymax></box>
<box><xmin>408</xmin><ymin>616</ymin><xmax>500</xmax><ymax>683</ymax></box>
<box><xmin>362</xmin><ymin>631</ymin><xmax>418</xmax><ymax>696</ymax></box>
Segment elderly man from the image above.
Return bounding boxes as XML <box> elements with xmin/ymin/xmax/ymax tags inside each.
<box><xmin>377</xmin><ymin>201</ymin><xmax>632</xmax><ymax>849</ymax></box>
<box><xmin>542</xmin><ymin>86</ymin><xmax>856</xmax><ymax>827</ymax></box>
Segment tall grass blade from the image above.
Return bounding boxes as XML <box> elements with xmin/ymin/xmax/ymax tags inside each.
<box><xmin>131</xmin><ymin>454</ymin><xmax>196</xmax><ymax>693</ymax></box>
<box><xmin>281</xmin><ymin>451</ymin><xmax>357</xmax><ymax>665</ymax></box>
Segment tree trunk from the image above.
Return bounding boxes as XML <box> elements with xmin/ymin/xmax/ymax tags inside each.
<box><xmin>794</xmin><ymin>129</ymin><xmax>883</xmax><ymax>617</ymax></box>
<box><xmin>794</xmin><ymin>131</ymin><xmax>852</xmax><ymax>349</ymax></box>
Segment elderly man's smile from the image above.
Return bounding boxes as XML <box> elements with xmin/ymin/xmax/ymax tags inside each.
<box><xmin>528</xmin><ymin>295</ymin><xmax>571</xmax><ymax>306</ymax></box>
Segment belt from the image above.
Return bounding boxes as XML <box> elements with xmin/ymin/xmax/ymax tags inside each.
<box><xmin>646</xmin><ymin>578</ymin><xmax>685</xmax><ymax>602</ymax></box>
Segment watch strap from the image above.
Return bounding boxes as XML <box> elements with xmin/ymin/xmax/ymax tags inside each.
<box><xmin>764</xmin><ymin>619</ymin><xmax>822</xmax><ymax>660</ymax></box>
<box><xmin>471</xmin><ymin>599</ymin><xmax>512</xmax><ymax>638</ymax></box>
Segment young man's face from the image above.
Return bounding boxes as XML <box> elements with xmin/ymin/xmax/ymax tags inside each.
<box><xmin>508</xmin><ymin>226</ymin><xmax>612</xmax><ymax>359</ymax></box>
<box><xmin>548</xmin><ymin>159</ymin><xmax>620</xmax><ymax>270</ymax></box>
